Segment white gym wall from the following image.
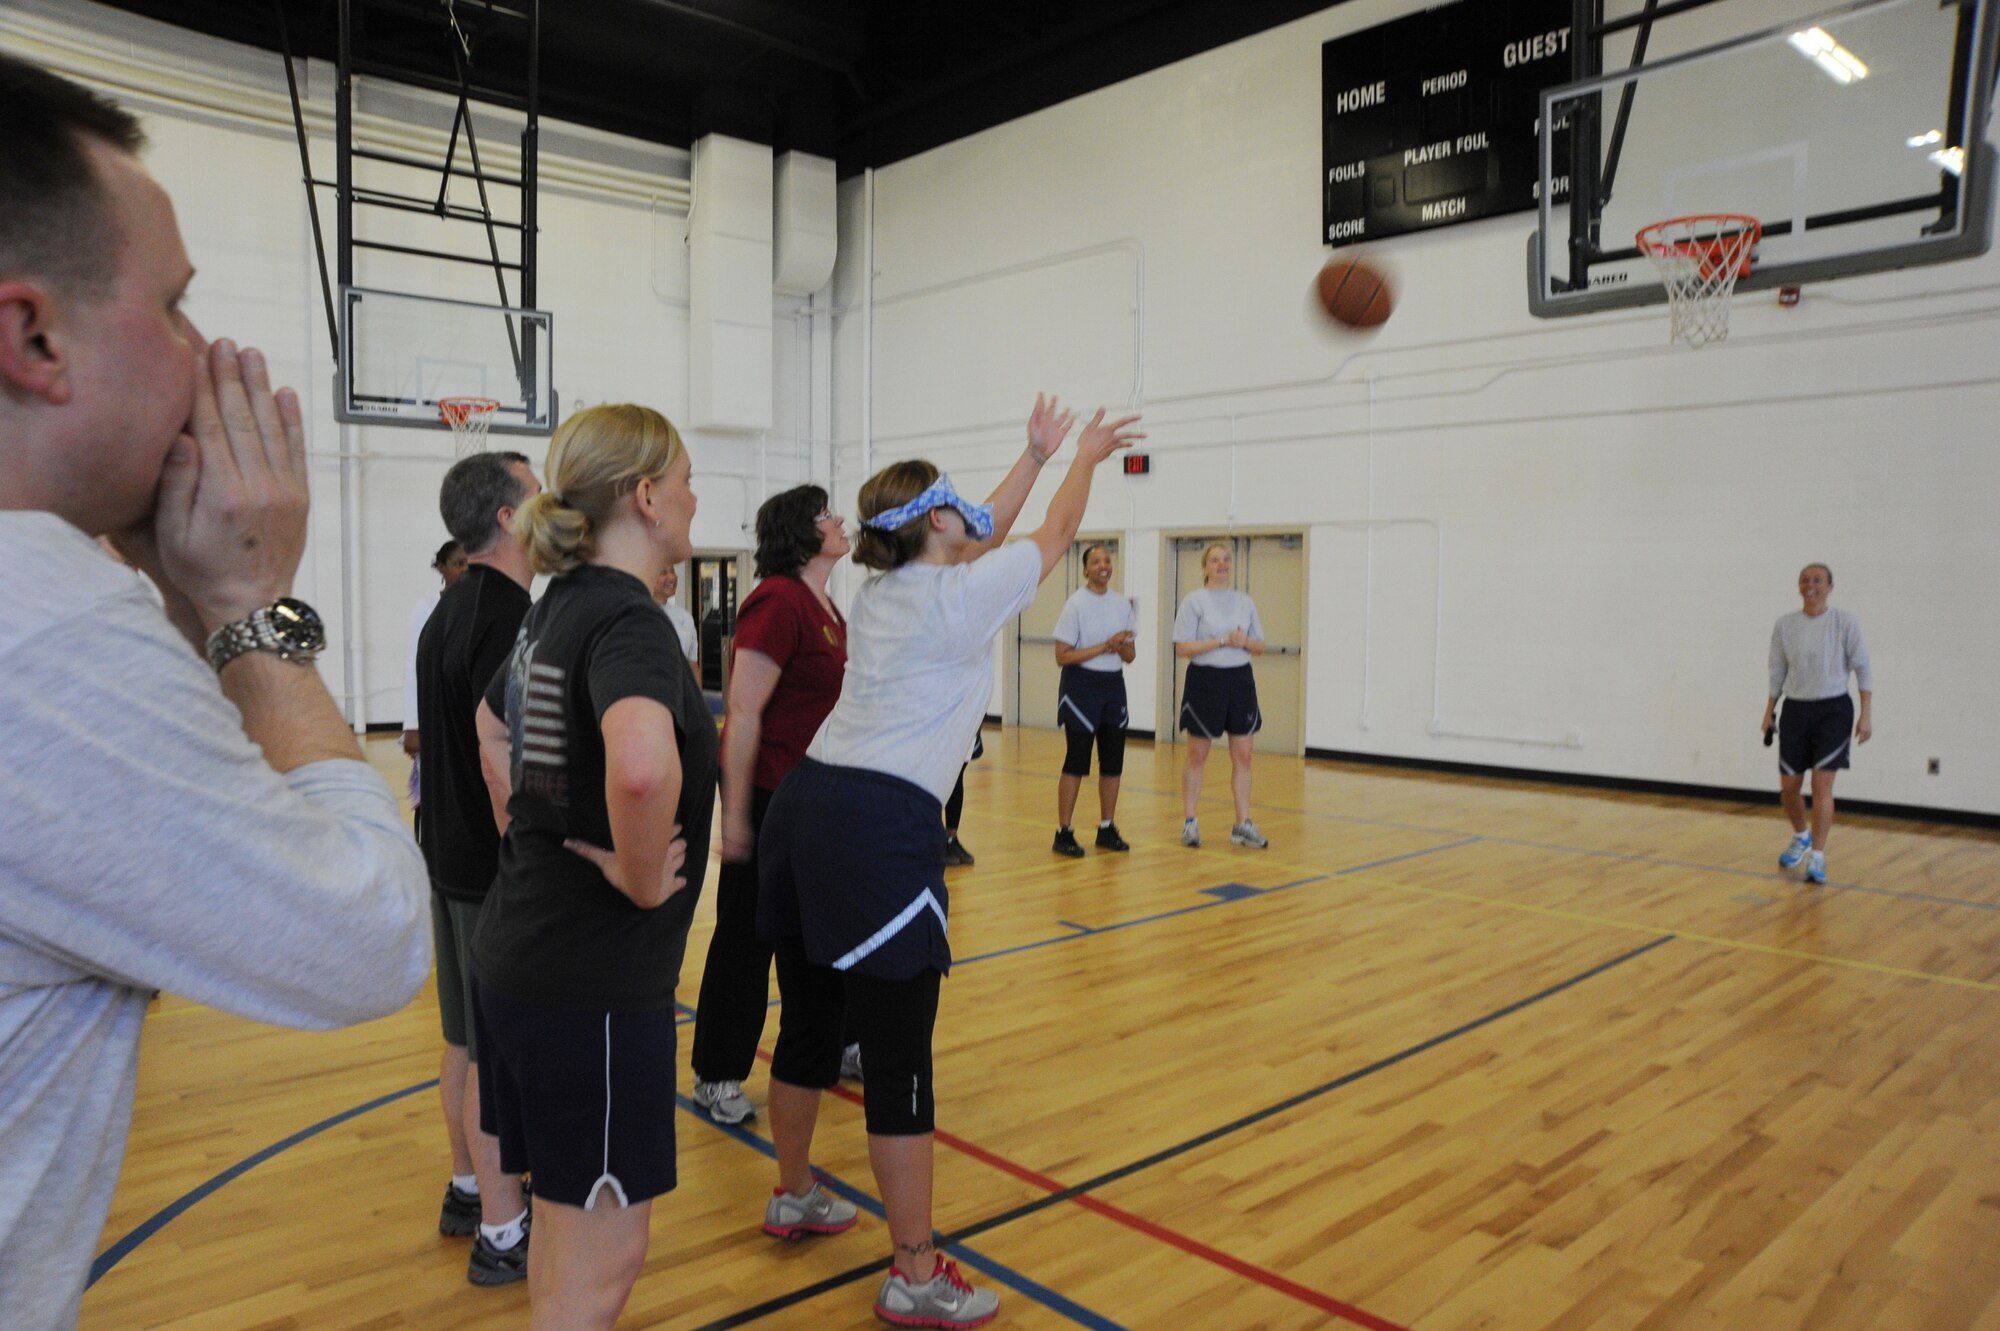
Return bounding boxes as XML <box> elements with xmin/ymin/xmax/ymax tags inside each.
<box><xmin>9</xmin><ymin>0</ymin><xmax>1995</xmax><ymax>815</ymax></box>
<box><xmin>826</xmin><ymin>0</ymin><xmax>2000</xmax><ymax>816</ymax></box>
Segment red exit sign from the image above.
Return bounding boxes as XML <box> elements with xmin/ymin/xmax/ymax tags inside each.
<box><xmin>1122</xmin><ymin>454</ymin><xmax>1151</xmax><ymax>475</ymax></box>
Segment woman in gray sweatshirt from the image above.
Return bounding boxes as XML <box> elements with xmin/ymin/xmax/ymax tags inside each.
<box><xmin>1762</xmin><ymin>563</ymin><xmax>1872</xmax><ymax>885</ymax></box>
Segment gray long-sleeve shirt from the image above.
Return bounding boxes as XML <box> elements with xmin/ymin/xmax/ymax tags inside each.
<box><xmin>0</xmin><ymin>512</ymin><xmax>431</xmax><ymax>1331</ymax></box>
<box><xmin>1768</xmin><ymin>607</ymin><xmax>1872</xmax><ymax>700</ymax></box>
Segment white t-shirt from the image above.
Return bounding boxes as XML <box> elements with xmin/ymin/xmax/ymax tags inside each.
<box><xmin>1173</xmin><ymin>587</ymin><xmax>1263</xmax><ymax>668</ymax></box>
<box><xmin>662</xmin><ymin>601</ymin><xmax>699</xmax><ymax>662</ymax></box>
<box><xmin>1053</xmin><ymin>586</ymin><xmax>1137</xmax><ymax>673</ymax></box>
<box><xmin>810</xmin><ymin>541</ymin><xmax>1042</xmax><ymax>805</ymax></box>
<box><xmin>404</xmin><ymin>590</ymin><xmax>440</xmax><ymax>731</ymax></box>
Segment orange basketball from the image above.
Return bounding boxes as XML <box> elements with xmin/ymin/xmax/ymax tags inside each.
<box><xmin>1315</xmin><ymin>255</ymin><xmax>1394</xmax><ymax>328</ymax></box>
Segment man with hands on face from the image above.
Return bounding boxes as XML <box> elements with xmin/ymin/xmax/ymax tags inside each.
<box><xmin>0</xmin><ymin>56</ymin><xmax>430</xmax><ymax>1331</ymax></box>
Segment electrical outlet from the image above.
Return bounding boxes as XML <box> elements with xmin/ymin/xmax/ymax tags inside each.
<box><xmin>1927</xmin><ymin>757</ymin><xmax>1941</xmax><ymax>775</ymax></box>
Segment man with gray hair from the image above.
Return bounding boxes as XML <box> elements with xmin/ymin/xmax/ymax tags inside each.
<box><xmin>416</xmin><ymin>448</ymin><xmax>539</xmax><ymax>1284</ymax></box>
<box><xmin>0</xmin><ymin>53</ymin><xmax>430</xmax><ymax>1331</ymax></box>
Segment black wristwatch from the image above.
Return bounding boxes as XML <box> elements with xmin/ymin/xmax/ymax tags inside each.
<box><xmin>205</xmin><ymin>597</ymin><xmax>327</xmax><ymax>672</ymax></box>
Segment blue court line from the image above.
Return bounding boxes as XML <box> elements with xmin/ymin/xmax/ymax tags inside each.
<box><xmin>954</xmin><ymin>874</ymin><xmax>1328</xmax><ymax>966</ymax></box>
<box><xmin>88</xmin><ymin>1075</ymin><xmax>1120</xmax><ymax>1329</ymax></box>
<box><xmin>82</xmin><ymin>839</ymin><xmax>1640</xmax><ymax>1295</ymax></box>
<box><xmin>674</xmin><ymin>868</ymin><xmax>1348</xmax><ymax>1023</ymax></box>
<box><xmin>88</xmin><ymin>1078</ymin><xmax>439</xmax><ymax>1286</ymax></box>
<box><xmin>680</xmin><ymin>1095</ymin><xmax>1124</xmax><ymax>1331</ymax></box>
<box><xmin>711</xmin><ymin>933</ymin><xmax>1682</xmax><ymax>1328</ymax></box>
<box><xmin>1334</xmin><ymin>836</ymin><xmax>1482</xmax><ymax>875</ymax></box>
<box><xmin>990</xmin><ymin>764</ymin><xmax>2000</xmax><ymax>912</ymax></box>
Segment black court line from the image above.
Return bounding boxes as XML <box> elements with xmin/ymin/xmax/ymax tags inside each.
<box><xmin>692</xmin><ymin>933</ymin><xmax>1678</xmax><ymax>1326</ymax></box>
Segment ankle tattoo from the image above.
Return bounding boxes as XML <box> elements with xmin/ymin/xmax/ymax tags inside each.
<box><xmin>895</xmin><ymin>1239</ymin><xmax>935</xmax><ymax>1259</ymax></box>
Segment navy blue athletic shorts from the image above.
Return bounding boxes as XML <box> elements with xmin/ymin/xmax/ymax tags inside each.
<box><xmin>759</xmin><ymin>757</ymin><xmax>952</xmax><ymax>980</ymax></box>
<box><xmin>1778</xmin><ymin>694</ymin><xmax>1855</xmax><ymax>774</ymax></box>
<box><xmin>472</xmin><ymin>981</ymin><xmax>679</xmax><ymax>1208</ymax></box>
<box><xmin>1058</xmin><ymin>665</ymin><xmax>1128</xmax><ymax>733</ymax></box>
<box><xmin>1179</xmin><ymin>663</ymin><xmax>1261</xmax><ymax>738</ymax></box>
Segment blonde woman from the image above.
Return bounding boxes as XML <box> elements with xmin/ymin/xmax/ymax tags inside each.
<box><xmin>757</xmin><ymin>396</ymin><xmax>1141</xmax><ymax>1327</ymax></box>
<box><xmin>1174</xmin><ymin>541</ymin><xmax>1268</xmax><ymax>848</ymax></box>
<box><xmin>1764</xmin><ymin>562</ymin><xmax>1872</xmax><ymax>886</ymax></box>
<box><xmin>471</xmin><ymin>405</ymin><xmax>718</xmax><ymax>1330</ymax></box>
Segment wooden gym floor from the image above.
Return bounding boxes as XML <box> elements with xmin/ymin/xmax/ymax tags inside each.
<box><xmin>81</xmin><ymin>728</ymin><xmax>2000</xmax><ymax>1330</ymax></box>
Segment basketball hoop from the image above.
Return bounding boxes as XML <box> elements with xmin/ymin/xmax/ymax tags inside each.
<box><xmin>1637</xmin><ymin>214</ymin><xmax>1761</xmax><ymax>347</ymax></box>
<box><xmin>438</xmin><ymin>396</ymin><xmax>501</xmax><ymax>457</ymax></box>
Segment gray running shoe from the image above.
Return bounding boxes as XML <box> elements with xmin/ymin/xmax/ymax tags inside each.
<box><xmin>438</xmin><ymin>1181</ymin><xmax>479</xmax><ymax>1237</ymax></box>
<box><xmin>1181</xmin><ymin>818</ymin><xmax>1200</xmax><ymax>848</ymax></box>
<box><xmin>762</xmin><ymin>1181</ymin><xmax>859</xmax><ymax>1239</ymax></box>
<box><xmin>840</xmin><ymin>1042</ymin><xmax>864</xmax><ymax>1080</ymax></box>
<box><xmin>1230</xmin><ymin>820</ymin><xmax>1269</xmax><ymax>849</ymax></box>
<box><xmin>874</xmin><ymin>1258</ymin><xmax>999</xmax><ymax>1328</ymax></box>
<box><xmin>693</xmin><ymin>1078</ymin><xmax>755</xmax><ymax>1125</ymax></box>
<box><xmin>467</xmin><ymin>1220</ymin><xmax>529</xmax><ymax>1287</ymax></box>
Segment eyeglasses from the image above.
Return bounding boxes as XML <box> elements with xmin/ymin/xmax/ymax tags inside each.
<box><xmin>815</xmin><ymin>510</ymin><xmax>838</xmax><ymax>523</ymax></box>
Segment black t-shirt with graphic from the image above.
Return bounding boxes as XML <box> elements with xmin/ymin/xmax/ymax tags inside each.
<box><xmin>473</xmin><ymin>563</ymin><xmax>719</xmax><ymax>1012</ymax></box>
<box><xmin>416</xmin><ymin>564</ymin><xmax>532</xmax><ymax>902</ymax></box>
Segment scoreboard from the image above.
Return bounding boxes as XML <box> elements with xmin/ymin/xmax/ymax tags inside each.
<box><xmin>1322</xmin><ymin>0</ymin><xmax>1575</xmax><ymax>248</ymax></box>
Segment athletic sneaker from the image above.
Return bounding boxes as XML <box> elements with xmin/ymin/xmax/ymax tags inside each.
<box><xmin>840</xmin><ymin>1042</ymin><xmax>864</xmax><ymax>1081</ymax></box>
<box><xmin>1181</xmin><ymin>818</ymin><xmax>1200</xmax><ymax>848</ymax></box>
<box><xmin>763</xmin><ymin>1182</ymin><xmax>860</xmax><ymax>1239</ymax></box>
<box><xmin>1779</xmin><ymin>832</ymin><xmax>1813</xmax><ymax>869</ymax></box>
<box><xmin>693</xmin><ymin>1078</ymin><xmax>755</xmax><ymax>1125</ymax></box>
<box><xmin>942</xmin><ymin>835</ymin><xmax>975</xmax><ymax>867</ymax></box>
<box><xmin>1095</xmin><ymin>823</ymin><xmax>1130</xmax><ymax>852</ymax></box>
<box><xmin>1230</xmin><ymin>820</ymin><xmax>1270</xmax><ymax>849</ymax></box>
<box><xmin>875</xmin><ymin>1258</ymin><xmax>999</xmax><ymax>1328</ymax></box>
<box><xmin>438</xmin><ymin>1181</ymin><xmax>480</xmax><ymax>1237</ymax></box>
<box><xmin>1052</xmin><ymin>828</ymin><xmax>1085</xmax><ymax>858</ymax></box>
<box><xmin>1805</xmin><ymin>850</ymin><xmax>1827</xmax><ymax>885</ymax></box>
<box><xmin>467</xmin><ymin>1225</ymin><xmax>529</xmax><ymax>1287</ymax></box>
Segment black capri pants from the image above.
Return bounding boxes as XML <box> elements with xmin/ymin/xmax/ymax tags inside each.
<box><xmin>769</xmin><ymin>938</ymin><xmax>942</xmax><ymax>1135</ymax></box>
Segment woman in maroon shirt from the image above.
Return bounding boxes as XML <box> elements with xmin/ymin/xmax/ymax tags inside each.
<box><xmin>691</xmin><ymin>485</ymin><xmax>849</xmax><ymax>1125</ymax></box>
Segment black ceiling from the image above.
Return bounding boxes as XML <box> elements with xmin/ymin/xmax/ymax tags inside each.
<box><xmin>96</xmin><ymin>0</ymin><xmax>1349</xmax><ymax>173</ymax></box>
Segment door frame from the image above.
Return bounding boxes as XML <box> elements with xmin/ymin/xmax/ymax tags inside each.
<box><xmin>1155</xmin><ymin>527</ymin><xmax>1309</xmax><ymax>756</ymax></box>
<box><xmin>689</xmin><ymin>547</ymin><xmax>750</xmax><ymax>698</ymax></box>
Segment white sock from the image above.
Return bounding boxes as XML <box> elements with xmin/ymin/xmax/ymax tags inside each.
<box><xmin>1099</xmin><ymin>820</ymin><xmax>1112</xmax><ymax>829</ymax></box>
<box><xmin>480</xmin><ymin>1207</ymin><xmax>528</xmax><ymax>1250</ymax></box>
<box><xmin>453</xmin><ymin>1173</ymin><xmax>479</xmax><ymax>1195</ymax></box>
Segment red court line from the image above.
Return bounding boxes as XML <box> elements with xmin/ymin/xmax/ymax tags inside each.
<box><xmin>753</xmin><ymin>1051</ymin><xmax>1410</xmax><ymax>1331</ymax></box>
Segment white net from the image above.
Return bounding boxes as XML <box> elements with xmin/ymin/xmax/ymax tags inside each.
<box><xmin>439</xmin><ymin>397</ymin><xmax>500</xmax><ymax>458</ymax></box>
<box><xmin>1637</xmin><ymin>215</ymin><xmax>1761</xmax><ymax>347</ymax></box>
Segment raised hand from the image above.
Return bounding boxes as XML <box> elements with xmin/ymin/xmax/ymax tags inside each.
<box><xmin>1027</xmin><ymin>392</ymin><xmax>1077</xmax><ymax>462</ymax></box>
<box><xmin>1073</xmin><ymin>407</ymin><xmax>1144</xmax><ymax>468</ymax></box>
<box><xmin>150</xmin><ymin>340</ymin><xmax>310</xmax><ymax>633</ymax></box>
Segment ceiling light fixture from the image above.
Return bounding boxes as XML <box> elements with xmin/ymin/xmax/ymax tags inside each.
<box><xmin>1788</xmin><ymin>27</ymin><xmax>1869</xmax><ymax>83</ymax></box>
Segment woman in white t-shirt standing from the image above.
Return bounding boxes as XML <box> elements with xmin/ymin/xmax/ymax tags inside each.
<box><xmin>756</xmin><ymin>395</ymin><xmax>1140</xmax><ymax>1329</ymax></box>
<box><xmin>1173</xmin><ymin>541</ymin><xmax>1268</xmax><ymax>849</ymax></box>
<box><xmin>1049</xmin><ymin>543</ymin><xmax>1137</xmax><ymax>857</ymax></box>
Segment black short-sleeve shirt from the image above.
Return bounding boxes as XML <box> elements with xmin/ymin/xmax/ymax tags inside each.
<box><xmin>416</xmin><ymin>564</ymin><xmax>532</xmax><ymax>902</ymax></box>
<box><xmin>473</xmin><ymin>564</ymin><xmax>719</xmax><ymax>1012</ymax></box>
